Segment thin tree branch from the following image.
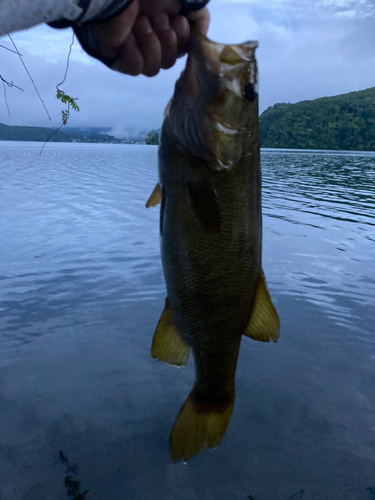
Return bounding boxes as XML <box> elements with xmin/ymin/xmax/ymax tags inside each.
<box><xmin>57</xmin><ymin>32</ymin><xmax>75</xmax><ymax>91</ymax></box>
<box><xmin>7</xmin><ymin>33</ymin><xmax>51</xmax><ymax>120</ymax></box>
<box><xmin>0</xmin><ymin>75</ymin><xmax>23</xmax><ymax>116</ymax></box>
<box><xmin>2</xmin><ymin>80</ymin><xmax>10</xmax><ymax>116</ymax></box>
<box><xmin>0</xmin><ymin>74</ymin><xmax>24</xmax><ymax>92</ymax></box>
<box><xmin>40</xmin><ymin>34</ymin><xmax>78</xmax><ymax>153</ymax></box>
<box><xmin>39</xmin><ymin>122</ymin><xmax>64</xmax><ymax>154</ymax></box>
<box><xmin>0</xmin><ymin>43</ymin><xmax>23</xmax><ymax>56</ymax></box>
<box><xmin>39</xmin><ymin>103</ymin><xmax>71</xmax><ymax>154</ymax></box>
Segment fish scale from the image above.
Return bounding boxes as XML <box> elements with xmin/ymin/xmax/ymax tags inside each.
<box><xmin>147</xmin><ymin>31</ymin><xmax>280</xmax><ymax>462</ymax></box>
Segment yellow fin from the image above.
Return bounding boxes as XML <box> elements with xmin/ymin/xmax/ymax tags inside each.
<box><xmin>151</xmin><ymin>299</ymin><xmax>190</xmax><ymax>367</ymax></box>
<box><xmin>169</xmin><ymin>392</ymin><xmax>234</xmax><ymax>463</ymax></box>
<box><xmin>243</xmin><ymin>271</ymin><xmax>280</xmax><ymax>343</ymax></box>
<box><xmin>146</xmin><ymin>183</ymin><xmax>162</xmax><ymax>208</ymax></box>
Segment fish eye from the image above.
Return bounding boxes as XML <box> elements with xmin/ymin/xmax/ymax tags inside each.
<box><xmin>244</xmin><ymin>83</ymin><xmax>257</xmax><ymax>102</ymax></box>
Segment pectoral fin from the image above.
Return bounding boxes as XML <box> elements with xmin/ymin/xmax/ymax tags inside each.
<box><xmin>243</xmin><ymin>271</ymin><xmax>280</xmax><ymax>343</ymax></box>
<box><xmin>151</xmin><ymin>299</ymin><xmax>190</xmax><ymax>366</ymax></box>
<box><xmin>146</xmin><ymin>183</ymin><xmax>162</xmax><ymax>208</ymax></box>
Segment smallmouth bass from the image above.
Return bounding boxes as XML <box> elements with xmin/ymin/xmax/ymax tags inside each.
<box><xmin>146</xmin><ymin>32</ymin><xmax>280</xmax><ymax>462</ymax></box>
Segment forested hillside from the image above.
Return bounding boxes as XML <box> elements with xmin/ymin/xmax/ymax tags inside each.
<box><xmin>259</xmin><ymin>87</ymin><xmax>375</xmax><ymax>150</ymax></box>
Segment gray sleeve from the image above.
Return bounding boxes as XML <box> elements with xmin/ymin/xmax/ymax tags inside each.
<box><xmin>0</xmin><ymin>0</ymin><xmax>132</xmax><ymax>37</ymax></box>
<box><xmin>179</xmin><ymin>0</ymin><xmax>209</xmax><ymax>16</ymax></box>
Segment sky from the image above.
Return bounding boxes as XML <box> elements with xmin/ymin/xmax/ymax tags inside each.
<box><xmin>1</xmin><ymin>0</ymin><xmax>375</xmax><ymax>137</ymax></box>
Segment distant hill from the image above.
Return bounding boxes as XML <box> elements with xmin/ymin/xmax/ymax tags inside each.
<box><xmin>0</xmin><ymin>123</ymin><xmax>140</xmax><ymax>144</ymax></box>
<box><xmin>259</xmin><ymin>87</ymin><xmax>375</xmax><ymax>151</ymax></box>
<box><xmin>144</xmin><ymin>87</ymin><xmax>375</xmax><ymax>151</ymax></box>
<box><xmin>144</xmin><ymin>129</ymin><xmax>160</xmax><ymax>145</ymax></box>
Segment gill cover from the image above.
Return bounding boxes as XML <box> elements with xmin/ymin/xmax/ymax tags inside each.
<box><xmin>166</xmin><ymin>32</ymin><xmax>258</xmax><ymax>171</ymax></box>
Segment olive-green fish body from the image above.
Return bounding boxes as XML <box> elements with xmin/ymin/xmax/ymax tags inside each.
<box><xmin>147</xmin><ymin>32</ymin><xmax>279</xmax><ymax>462</ymax></box>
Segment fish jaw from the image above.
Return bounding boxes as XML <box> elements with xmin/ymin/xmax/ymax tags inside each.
<box><xmin>166</xmin><ymin>32</ymin><xmax>259</xmax><ymax>171</ymax></box>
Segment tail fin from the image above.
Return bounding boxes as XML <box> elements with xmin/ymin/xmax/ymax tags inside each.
<box><xmin>169</xmin><ymin>392</ymin><xmax>234</xmax><ymax>462</ymax></box>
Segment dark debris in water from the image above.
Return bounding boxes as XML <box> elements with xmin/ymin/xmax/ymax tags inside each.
<box><xmin>249</xmin><ymin>490</ymin><xmax>304</xmax><ymax>500</ymax></box>
<box><xmin>286</xmin><ymin>491</ymin><xmax>304</xmax><ymax>500</ymax></box>
<box><xmin>249</xmin><ymin>488</ymin><xmax>375</xmax><ymax>499</ymax></box>
<box><xmin>59</xmin><ymin>450</ymin><xmax>90</xmax><ymax>500</ymax></box>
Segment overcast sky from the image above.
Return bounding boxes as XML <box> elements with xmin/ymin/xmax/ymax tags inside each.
<box><xmin>1</xmin><ymin>0</ymin><xmax>375</xmax><ymax>136</ymax></box>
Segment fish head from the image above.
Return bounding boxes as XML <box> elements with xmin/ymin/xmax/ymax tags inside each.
<box><xmin>165</xmin><ymin>32</ymin><xmax>259</xmax><ymax>171</ymax></box>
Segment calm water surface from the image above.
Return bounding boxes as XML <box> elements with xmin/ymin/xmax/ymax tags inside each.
<box><xmin>0</xmin><ymin>142</ymin><xmax>374</xmax><ymax>499</ymax></box>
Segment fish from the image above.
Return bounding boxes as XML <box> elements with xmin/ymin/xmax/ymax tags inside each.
<box><xmin>146</xmin><ymin>31</ymin><xmax>280</xmax><ymax>462</ymax></box>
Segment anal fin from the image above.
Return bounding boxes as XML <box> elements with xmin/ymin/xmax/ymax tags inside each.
<box><xmin>151</xmin><ymin>299</ymin><xmax>190</xmax><ymax>366</ymax></box>
<box><xmin>146</xmin><ymin>182</ymin><xmax>162</xmax><ymax>208</ymax></box>
<box><xmin>243</xmin><ymin>271</ymin><xmax>280</xmax><ymax>343</ymax></box>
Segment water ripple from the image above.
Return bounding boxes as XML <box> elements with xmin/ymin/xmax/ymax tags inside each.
<box><xmin>0</xmin><ymin>143</ymin><xmax>374</xmax><ymax>357</ymax></box>
<box><xmin>262</xmin><ymin>149</ymin><xmax>375</xmax><ymax>344</ymax></box>
<box><xmin>0</xmin><ymin>143</ymin><xmax>162</xmax><ymax>356</ymax></box>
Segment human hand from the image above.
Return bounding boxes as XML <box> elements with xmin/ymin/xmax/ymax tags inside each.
<box><xmin>82</xmin><ymin>0</ymin><xmax>210</xmax><ymax>77</ymax></box>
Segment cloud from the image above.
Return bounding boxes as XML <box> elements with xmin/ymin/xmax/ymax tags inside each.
<box><xmin>210</xmin><ymin>0</ymin><xmax>375</xmax><ymax>109</ymax></box>
<box><xmin>0</xmin><ymin>26</ymin><xmax>184</xmax><ymax>130</ymax></box>
<box><xmin>1</xmin><ymin>1</ymin><xmax>375</xmax><ymax>130</ymax></box>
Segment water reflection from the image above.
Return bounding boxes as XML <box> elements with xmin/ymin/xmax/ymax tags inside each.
<box><xmin>262</xmin><ymin>149</ymin><xmax>375</xmax><ymax>342</ymax></box>
<box><xmin>0</xmin><ymin>143</ymin><xmax>163</xmax><ymax>357</ymax></box>
<box><xmin>0</xmin><ymin>143</ymin><xmax>374</xmax><ymax>499</ymax></box>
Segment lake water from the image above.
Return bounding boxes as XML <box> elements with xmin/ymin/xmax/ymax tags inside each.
<box><xmin>0</xmin><ymin>142</ymin><xmax>374</xmax><ymax>500</ymax></box>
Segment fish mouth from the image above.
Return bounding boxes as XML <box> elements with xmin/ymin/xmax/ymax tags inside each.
<box><xmin>166</xmin><ymin>32</ymin><xmax>258</xmax><ymax>171</ymax></box>
<box><xmin>190</xmin><ymin>30</ymin><xmax>258</xmax><ymax>69</ymax></box>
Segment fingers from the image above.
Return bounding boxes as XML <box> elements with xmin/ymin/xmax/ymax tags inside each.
<box><xmin>132</xmin><ymin>14</ymin><xmax>190</xmax><ymax>75</ymax></box>
<box><xmin>141</xmin><ymin>0</ymin><xmax>181</xmax><ymax>17</ymax></box>
<box><xmin>115</xmin><ymin>14</ymin><xmax>187</xmax><ymax>76</ymax></box>
<box><xmin>152</xmin><ymin>14</ymin><xmax>178</xmax><ymax>70</ymax></box>
<box><xmin>170</xmin><ymin>15</ymin><xmax>190</xmax><ymax>58</ymax></box>
<box><xmin>84</xmin><ymin>2</ymin><xmax>210</xmax><ymax>76</ymax></box>
<box><xmin>112</xmin><ymin>31</ymin><xmax>144</xmax><ymax>75</ymax></box>
<box><xmin>188</xmin><ymin>7</ymin><xmax>210</xmax><ymax>36</ymax></box>
<box><xmin>133</xmin><ymin>16</ymin><xmax>162</xmax><ymax>76</ymax></box>
<box><xmin>89</xmin><ymin>0</ymin><xmax>139</xmax><ymax>60</ymax></box>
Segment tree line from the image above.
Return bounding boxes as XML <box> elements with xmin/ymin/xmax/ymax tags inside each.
<box><xmin>259</xmin><ymin>87</ymin><xmax>375</xmax><ymax>151</ymax></box>
<box><xmin>145</xmin><ymin>86</ymin><xmax>375</xmax><ymax>151</ymax></box>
